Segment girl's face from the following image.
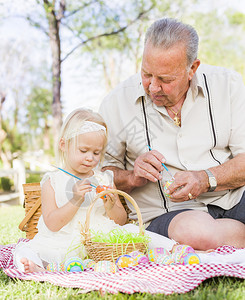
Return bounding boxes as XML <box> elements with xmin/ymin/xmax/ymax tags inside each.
<box><xmin>61</xmin><ymin>131</ymin><xmax>105</xmax><ymax>177</ymax></box>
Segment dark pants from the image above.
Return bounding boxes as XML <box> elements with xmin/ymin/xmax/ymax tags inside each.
<box><xmin>146</xmin><ymin>191</ymin><xmax>245</xmax><ymax>238</ymax></box>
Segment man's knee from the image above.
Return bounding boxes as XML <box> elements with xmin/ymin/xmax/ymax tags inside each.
<box><xmin>168</xmin><ymin>211</ymin><xmax>219</xmax><ymax>250</ymax></box>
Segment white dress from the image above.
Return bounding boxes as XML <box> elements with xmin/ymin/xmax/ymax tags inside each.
<box><xmin>14</xmin><ymin>169</ymin><xmax>119</xmax><ymax>266</ymax></box>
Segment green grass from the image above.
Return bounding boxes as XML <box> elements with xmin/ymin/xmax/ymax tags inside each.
<box><xmin>0</xmin><ymin>206</ymin><xmax>244</xmax><ymax>299</ymax></box>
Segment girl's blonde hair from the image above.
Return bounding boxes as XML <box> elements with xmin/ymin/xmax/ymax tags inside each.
<box><xmin>56</xmin><ymin>108</ymin><xmax>108</xmax><ymax>167</ymax></box>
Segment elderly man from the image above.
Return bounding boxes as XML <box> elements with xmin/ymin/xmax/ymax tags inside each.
<box><xmin>99</xmin><ymin>18</ymin><xmax>245</xmax><ymax>250</ymax></box>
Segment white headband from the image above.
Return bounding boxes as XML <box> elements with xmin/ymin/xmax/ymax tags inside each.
<box><xmin>66</xmin><ymin>121</ymin><xmax>106</xmax><ymax>140</ymax></box>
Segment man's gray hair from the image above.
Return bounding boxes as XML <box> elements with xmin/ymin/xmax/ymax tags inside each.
<box><xmin>145</xmin><ymin>18</ymin><xmax>199</xmax><ymax>67</ymax></box>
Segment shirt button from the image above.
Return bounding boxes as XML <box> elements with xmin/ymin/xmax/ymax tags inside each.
<box><xmin>178</xmin><ymin>133</ymin><xmax>182</xmax><ymax>138</ymax></box>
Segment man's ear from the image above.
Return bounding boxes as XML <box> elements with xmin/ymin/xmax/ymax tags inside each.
<box><xmin>59</xmin><ymin>138</ymin><xmax>66</xmax><ymax>152</ymax></box>
<box><xmin>188</xmin><ymin>59</ymin><xmax>200</xmax><ymax>80</ymax></box>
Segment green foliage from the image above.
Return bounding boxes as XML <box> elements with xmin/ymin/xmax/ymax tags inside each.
<box><xmin>26</xmin><ymin>173</ymin><xmax>43</xmax><ymax>183</ymax></box>
<box><xmin>189</xmin><ymin>11</ymin><xmax>245</xmax><ymax>79</ymax></box>
<box><xmin>1</xmin><ymin>121</ymin><xmax>27</xmax><ymax>156</ymax></box>
<box><xmin>0</xmin><ymin>177</ymin><xmax>13</xmax><ymax>191</ymax></box>
<box><xmin>25</xmin><ymin>87</ymin><xmax>52</xmax><ymax>130</ymax></box>
<box><xmin>24</xmin><ymin>86</ymin><xmax>53</xmax><ymax>153</ymax></box>
<box><xmin>228</xmin><ymin>11</ymin><xmax>245</xmax><ymax>28</ymax></box>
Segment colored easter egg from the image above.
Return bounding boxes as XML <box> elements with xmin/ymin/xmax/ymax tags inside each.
<box><xmin>129</xmin><ymin>250</ymin><xmax>142</xmax><ymax>259</ymax></box>
<box><xmin>171</xmin><ymin>244</ymin><xmax>195</xmax><ymax>255</ymax></box>
<box><xmin>46</xmin><ymin>262</ymin><xmax>65</xmax><ymax>272</ymax></box>
<box><xmin>65</xmin><ymin>257</ymin><xmax>84</xmax><ymax>272</ymax></box>
<box><xmin>179</xmin><ymin>253</ymin><xmax>201</xmax><ymax>265</ymax></box>
<box><xmin>94</xmin><ymin>261</ymin><xmax>117</xmax><ymax>273</ymax></box>
<box><xmin>96</xmin><ymin>185</ymin><xmax>108</xmax><ymax>193</ymax></box>
<box><xmin>171</xmin><ymin>251</ymin><xmax>183</xmax><ymax>264</ymax></box>
<box><xmin>46</xmin><ymin>263</ymin><xmax>57</xmax><ymax>272</ymax></box>
<box><xmin>83</xmin><ymin>258</ymin><xmax>96</xmax><ymax>269</ymax></box>
<box><xmin>148</xmin><ymin>248</ymin><xmax>170</xmax><ymax>262</ymax></box>
<box><xmin>163</xmin><ymin>179</ymin><xmax>174</xmax><ymax>197</ymax></box>
<box><xmin>155</xmin><ymin>255</ymin><xmax>175</xmax><ymax>265</ymax></box>
<box><xmin>116</xmin><ymin>255</ymin><xmax>138</xmax><ymax>268</ymax></box>
<box><xmin>96</xmin><ymin>185</ymin><xmax>109</xmax><ymax>199</ymax></box>
<box><xmin>135</xmin><ymin>253</ymin><xmax>149</xmax><ymax>264</ymax></box>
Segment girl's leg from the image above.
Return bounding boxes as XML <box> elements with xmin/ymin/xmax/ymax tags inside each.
<box><xmin>122</xmin><ymin>223</ymin><xmax>176</xmax><ymax>251</ymax></box>
<box><xmin>14</xmin><ymin>244</ymin><xmax>45</xmax><ymax>272</ymax></box>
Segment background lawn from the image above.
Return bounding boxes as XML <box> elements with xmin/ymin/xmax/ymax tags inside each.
<box><xmin>0</xmin><ymin>206</ymin><xmax>244</xmax><ymax>299</ymax></box>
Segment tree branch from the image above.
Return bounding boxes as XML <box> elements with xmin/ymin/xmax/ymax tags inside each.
<box><xmin>64</xmin><ymin>0</ymin><xmax>99</xmax><ymax>19</ymax></box>
<box><xmin>26</xmin><ymin>16</ymin><xmax>50</xmax><ymax>36</ymax></box>
<box><xmin>57</xmin><ymin>0</ymin><xmax>66</xmax><ymax>21</ymax></box>
<box><xmin>61</xmin><ymin>5</ymin><xmax>154</xmax><ymax>62</ymax></box>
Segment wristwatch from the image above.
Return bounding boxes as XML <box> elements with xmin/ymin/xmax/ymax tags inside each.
<box><xmin>204</xmin><ymin>169</ymin><xmax>217</xmax><ymax>192</ymax></box>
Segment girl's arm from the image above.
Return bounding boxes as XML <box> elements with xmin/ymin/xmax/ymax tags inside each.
<box><xmin>103</xmin><ymin>184</ymin><xmax>127</xmax><ymax>225</ymax></box>
<box><xmin>41</xmin><ymin>179</ymin><xmax>92</xmax><ymax>232</ymax></box>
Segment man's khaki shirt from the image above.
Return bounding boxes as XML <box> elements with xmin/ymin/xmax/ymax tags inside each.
<box><xmin>99</xmin><ymin>64</ymin><xmax>245</xmax><ymax>223</ymax></box>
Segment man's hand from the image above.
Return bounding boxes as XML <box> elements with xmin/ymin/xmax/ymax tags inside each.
<box><xmin>134</xmin><ymin>149</ymin><xmax>165</xmax><ymax>182</ymax></box>
<box><xmin>165</xmin><ymin>170</ymin><xmax>209</xmax><ymax>202</ymax></box>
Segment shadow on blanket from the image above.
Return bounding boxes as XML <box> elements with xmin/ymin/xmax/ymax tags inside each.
<box><xmin>0</xmin><ymin>239</ymin><xmax>245</xmax><ymax>295</ymax></box>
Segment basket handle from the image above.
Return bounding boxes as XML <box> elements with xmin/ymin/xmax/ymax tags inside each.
<box><xmin>18</xmin><ymin>197</ymin><xmax>41</xmax><ymax>232</ymax></box>
<box><xmin>84</xmin><ymin>188</ymin><xmax>144</xmax><ymax>238</ymax></box>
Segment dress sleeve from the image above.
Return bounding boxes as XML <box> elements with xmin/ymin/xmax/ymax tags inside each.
<box><xmin>40</xmin><ymin>171</ymin><xmax>56</xmax><ymax>191</ymax></box>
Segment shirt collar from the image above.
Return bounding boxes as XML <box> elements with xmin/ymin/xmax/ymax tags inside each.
<box><xmin>134</xmin><ymin>73</ymin><xmax>147</xmax><ymax>103</ymax></box>
<box><xmin>193</xmin><ymin>66</ymin><xmax>206</xmax><ymax>97</ymax></box>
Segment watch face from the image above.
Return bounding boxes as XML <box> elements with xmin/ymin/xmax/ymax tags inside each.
<box><xmin>210</xmin><ymin>177</ymin><xmax>217</xmax><ymax>187</ymax></box>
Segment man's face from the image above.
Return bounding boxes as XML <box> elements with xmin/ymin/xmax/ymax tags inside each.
<box><xmin>141</xmin><ymin>42</ymin><xmax>199</xmax><ymax>107</ymax></box>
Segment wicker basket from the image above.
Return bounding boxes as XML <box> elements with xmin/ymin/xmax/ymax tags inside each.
<box><xmin>82</xmin><ymin>188</ymin><xmax>148</xmax><ymax>262</ymax></box>
<box><xmin>18</xmin><ymin>183</ymin><xmax>42</xmax><ymax>239</ymax></box>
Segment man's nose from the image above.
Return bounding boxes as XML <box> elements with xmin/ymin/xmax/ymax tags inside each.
<box><xmin>149</xmin><ymin>77</ymin><xmax>161</xmax><ymax>93</ymax></box>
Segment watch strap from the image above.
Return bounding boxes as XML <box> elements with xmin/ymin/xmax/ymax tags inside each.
<box><xmin>204</xmin><ymin>169</ymin><xmax>217</xmax><ymax>192</ymax></box>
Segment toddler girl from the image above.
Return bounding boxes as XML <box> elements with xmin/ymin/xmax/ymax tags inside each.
<box><xmin>14</xmin><ymin>108</ymin><xmax>175</xmax><ymax>272</ymax></box>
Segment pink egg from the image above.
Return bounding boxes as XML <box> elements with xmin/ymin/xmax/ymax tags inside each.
<box><xmin>135</xmin><ymin>253</ymin><xmax>149</xmax><ymax>264</ymax></box>
<box><xmin>171</xmin><ymin>244</ymin><xmax>195</xmax><ymax>255</ymax></box>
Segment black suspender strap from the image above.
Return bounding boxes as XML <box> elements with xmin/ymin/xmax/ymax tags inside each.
<box><xmin>141</xmin><ymin>96</ymin><xmax>168</xmax><ymax>211</ymax></box>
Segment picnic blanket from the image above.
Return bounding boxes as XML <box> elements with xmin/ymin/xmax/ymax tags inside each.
<box><xmin>1</xmin><ymin>239</ymin><xmax>245</xmax><ymax>295</ymax></box>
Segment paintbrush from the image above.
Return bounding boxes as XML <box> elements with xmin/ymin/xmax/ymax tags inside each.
<box><xmin>147</xmin><ymin>145</ymin><xmax>173</xmax><ymax>178</ymax></box>
<box><xmin>51</xmin><ymin>164</ymin><xmax>97</xmax><ymax>188</ymax></box>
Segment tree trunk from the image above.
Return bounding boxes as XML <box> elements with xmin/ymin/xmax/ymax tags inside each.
<box><xmin>43</xmin><ymin>121</ymin><xmax>50</xmax><ymax>151</ymax></box>
<box><xmin>43</xmin><ymin>0</ymin><xmax>64</xmax><ymax>145</ymax></box>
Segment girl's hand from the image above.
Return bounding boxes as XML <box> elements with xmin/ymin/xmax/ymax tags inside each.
<box><xmin>103</xmin><ymin>192</ymin><xmax>117</xmax><ymax>211</ymax></box>
<box><xmin>71</xmin><ymin>179</ymin><xmax>92</xmax><ymax>206</ymax></box>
